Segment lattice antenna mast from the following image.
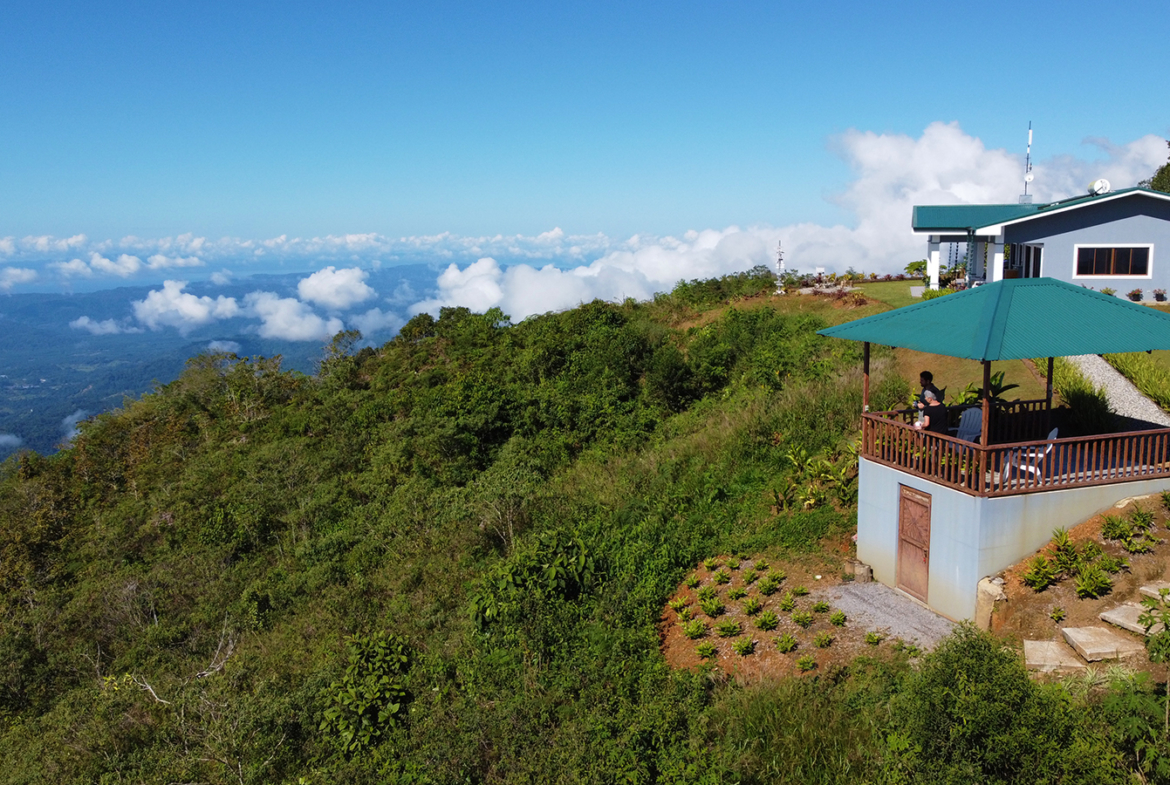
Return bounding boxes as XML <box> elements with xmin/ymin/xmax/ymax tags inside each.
<box><xmin>775</xmin><ymin>241</ymin><xmax>786</xmax><ymax>294</ymax></box>
<box><xmin>1019</xmin><ymin>122</ymin><xmax>1034</xmax><ymax>204</ymax></box>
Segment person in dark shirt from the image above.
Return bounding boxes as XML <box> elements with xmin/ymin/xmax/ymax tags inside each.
<box><xmin>914</xmin><ymin>390</ymin><xmax>948</xmax><ymax>435</ymax></box>
<box><xmin>917</xmin><ymin>370</ymin><xmax>942</xmax><ymax>407</ymax></box>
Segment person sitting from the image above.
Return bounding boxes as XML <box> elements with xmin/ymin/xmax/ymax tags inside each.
<box><xmin>916</xmin><ymin>370</ymin><xmax>942</xmax><ymax>409</ymax></box>
<box><xmin>913</xmin><ymin>390</ymin><xmax>948</xmax><ymax>435</ymax></box>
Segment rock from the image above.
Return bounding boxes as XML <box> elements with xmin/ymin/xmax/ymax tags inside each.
<box><xmin>1100</xmin><ymin>603</ymin><xmax>1164</xmax><ymax>635</ymax></box>
<box><xmin>1061</xmin><ymin>626</ymin><xmax>1146</xmax><ymax>661</ymax></box>
<box><xmin>1024</xmin><ymin>640</ymin><xmax>1086</xmax><ymax>672</ymax></box>
<box><xmin>1140</xmin><ymin>583</ymin><xmax>1170</xmax><ymax>600</ymax></box>
<box><xmin>975</xmin><ymin>577</ymin><xmax>1007</xmax><ymax>631</ymax></box>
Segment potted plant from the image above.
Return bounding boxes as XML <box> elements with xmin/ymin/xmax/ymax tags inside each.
<box><xmin>1156</xmin><ymin>289</ymin><xmax>1167</xmax><ymax>302</ymax></box>
<box><xmin>1128</xmin><ymin>289</ymin><xmax>1143</xmax><ymax>302</ymax></box>
<box><xmin>1101</xmin><ymin>287</ymin><xmax>1117</xmax><ymax>297</ymax></box>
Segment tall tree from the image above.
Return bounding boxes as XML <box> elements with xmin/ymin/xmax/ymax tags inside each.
<box><xmin>1140</xmin><ymin>139</ymin><xmax>1170</xmax><ymax>193</ymax></box>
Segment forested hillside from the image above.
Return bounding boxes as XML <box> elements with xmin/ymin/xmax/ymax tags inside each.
<box><xmin>0</xmin><ymin>268</ymin><xmax>1164</xmax><ymax>783</ymax></box>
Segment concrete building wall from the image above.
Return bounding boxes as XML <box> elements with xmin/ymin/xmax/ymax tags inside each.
<box><xmin>858</xmin><ymin>457</ymin><xmax>1170</xmax><ymax>621</ymax></box>
<box><xmin>1004</xmin><ymin>194</ymin><xmax>1170</xmax><ymax>295</ymax></box>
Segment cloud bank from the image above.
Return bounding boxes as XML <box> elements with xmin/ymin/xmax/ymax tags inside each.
<box><xmin>131</xmin><ymin>281</ymin><xmax>240</xmax><ymax>334</ymax></box>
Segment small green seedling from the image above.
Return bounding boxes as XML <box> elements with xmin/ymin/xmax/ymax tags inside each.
<box><xmin>792</xmin><ymin>585</ymin><xmax>809</xmax><ymax>597</ymax></box>
<box><xmin>742</xmin><ymin>569</ymin><xmax>759</xmax><ymax>585</ymax></box>
<box><xmin>703</xmin><ymin>557</ymin><xmax>721</xmax><ymax>570</ymax></box>
<box><xmin>742</xmin><ymin>596</ymin><xmax>763</xmax><ymax>616</ymax></box>
<box><xmin>676</xmin><ymin>607</ymin><xmax>693</xmax><ymax>622</ymax></box>
<box><xmin>681</xmin><ymin>619</ymin><xmax>707</xmax><ymax>639</ymax></box>
<box><xmin>667</xmin><ymin>597</ymin><xmax>688</xmax><ymax>612</ymax></box>
<box><xmin>697</xmin><ymin>586</ymin><xmax>717</xmax><ymax>601</ymax></box>
<box><xmin>715</xmin><ymin>619</ymin><xmax>742</xmax><ymax>638</ymax></box>
<box><xmin>779</xmin><ymin>592</ymin><xmax>796</xmax><ymax>612</ymax></box>
<box><xmin>813</xmin><ymin>632</ymin><xmax>833</xmax><ymax>648</ymax></box>
<box><xmin>769</xmin><ymin>568</ymin><xmax>786</xmax><ymax>582</ymax></box>
<box><xmin>864</xmin><ymin>631</ymin><xmax>884</xmax><ymax>646</ymax></box>
<box><xmin>775</xmin><ymin>634</ymin><xmax>798</xmax><ymax>653</ymax></box>
<box><xmin>725</xmin><ymin>557</ymin><xmax>740</xmax><ymax>571</ymax></box>
<box><xmin>731</xmin><ymin>638</ymin><xmax>756</xmax><ymax>656</ymax></box>
<box><xmin>758</xmin><ymin>576</ymin><xmax>781</xmax><ymax>596</ymax></box>
<box><xmin>684</xmin><ymin>574</ymin><xmax>701</xmax><ymax>589</ymax></box>
<box><xmin>755</xmin><ymin>610</ymin><xmax>779</xmax><ymax>631</ymax></box>
<box><xmin>713</xmin><ymin>569</ymin><xmax>731</xmax><ymax>585</ymax></box>
<box><xmin>700</xmin><ymin>598</ymin><xmax>725</xmax><ymax>618</ymax></box>
<box><xmin>796</xmin><ymin>654</ymin><xmax>816</xmax><ymax>672</ymax></box>
<box><xmin>829</xmin><ymin>610</ymin><xmax>846</xmax><ymax>627</ymax></box>
<box><xmin>1160</xmin><ymin>490</ymin><xmax>1170</xmax><ymax>514</ymax></box>
<box><xmin>696</xmin><ymin>641</ymin><xmax>718</xmax><ymax>660</ymax></box>
<box><xmin>812</xmin><ymin>600</ymin><xmax>830</xmax><ymax>613</ymax></box>
<box><xmin>754</xmin><ymin>560</ymin><xmax>770</xmax><ymax>571</ymax></box>
<box><xmin>1050</xmin><ymin>607</ymin><xmax>1066</xmax><ymax>623</ymax></box>
<box><xmin>727</xmin><ymin>586</ymin><xmax>747</xmax><ymax>600</ymax></box>
<box><xmin>791</xmin><ymin>611</ymin><xmax>814</xmax><ymax>629</ymax></box>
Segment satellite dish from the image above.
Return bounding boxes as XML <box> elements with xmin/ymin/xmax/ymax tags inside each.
<box><xmin>1024</xmin><ymin>173</ymin><xmax>1034</xmax><ymax>183</ymax></box>
<box><xmin>1088</xmin><ymin>178</ymin><xmax>1111</xmax><ymax>195</ymax></box>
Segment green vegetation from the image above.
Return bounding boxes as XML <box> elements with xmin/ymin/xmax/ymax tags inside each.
<box><xmin>813</xmin><ymin>632</ymin><xmax>833</xmax><ymax>648</ymax></box>
<box><xmin>829</xmin><ymin>610</ymin><xmax>847</xmax><ymax>627</ymax></box>
<box><xmin>755</xmin><ymin>610</ymin><xmax>779</xmax><ymax>631</ymax></box>
<box><xmin>1105</xmin><ymin>352</ymin><xmax>1170</xmax><ymax>411</ymax></box>
<box><xmin>2</xmin><ymin>268</ymin><xmax>1167</xmax><ymax>783</ymax></box>
<box><xmin>1048</xmin><ymin>356</ymin><xmax>1115</xmax><ymax>434</ymax></box>
<box><xmin>920</xmin><ymin>287</ymin><xmax>956</xmax><ymax>301</ymax></box>
<box><xmin>731</xmin><ymin>637</ymin><xmax>756</xmax><ymax>656</ymax></box>
<box><xmin>775</xmin><ymin>634</ymin><xmax>798</xmax><ymax>653</ymax></box>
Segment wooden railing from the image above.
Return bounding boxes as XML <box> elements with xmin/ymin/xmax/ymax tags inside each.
<box><xmin>862</xmin><ymin>409</ymin><xmax>1170</xmax><ymax>497</ymax></box>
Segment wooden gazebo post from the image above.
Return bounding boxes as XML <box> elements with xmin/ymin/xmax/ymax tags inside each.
<box><xmin>862</xmin><ymin>342</ymin><xmax>870</xmax><ymax>412</ymax></box>
<box><xmin>1045</xmin><ymin>356</ymin><xmax>1054</xmax><ymax>432</ymax></box>
<box><xmin>981</xmin><ymin>360</ymin><xmax>992</xmax><ymax>448</ymax></box>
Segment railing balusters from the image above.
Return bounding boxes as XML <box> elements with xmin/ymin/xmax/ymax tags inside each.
<box><xmin>860</xmin><ymin>410</ymin><xmax>1170</xmax><ymax>499</ymax></box>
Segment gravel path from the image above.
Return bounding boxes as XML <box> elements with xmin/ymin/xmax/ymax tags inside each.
<box><xmin>823</xmin><ymin>582</ymin><xmax>955</xmax><ymax>650</ymax></box>
<box><xmin>1065</xmin><ymin>354</ymin><xmax>1170</xmax><ymax>427</ymax></box>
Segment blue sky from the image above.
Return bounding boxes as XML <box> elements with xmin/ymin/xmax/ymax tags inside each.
<box><xmin>1</xmin><ymin>0</ymin><xmax>1168</xmax><ymax>316</ymax></box>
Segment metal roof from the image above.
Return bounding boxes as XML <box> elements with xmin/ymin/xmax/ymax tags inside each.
<box><xmin>911</xmin><ymin>187</ymin><xmax>1168</xmax><ymax>233</ymax></box>
<box><xmin>912</xmin><ymin>203</ymin><xmax>1040</xmax><ymax>232</ymax></box>
<box><xmin>818</xmin><ymin>277</ymin><xmax>1170</xmax><ymax>361</ymax></box>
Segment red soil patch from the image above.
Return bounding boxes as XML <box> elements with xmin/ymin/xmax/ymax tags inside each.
<box><xmin>994</xmin><ymin>493</ymin><xmax>1170</xmax><ymax>674</ymax></box>
<box><xmin>660</xmin><ymin>552</ymin><xmax>910</xmax><ymax>679</ymax></box>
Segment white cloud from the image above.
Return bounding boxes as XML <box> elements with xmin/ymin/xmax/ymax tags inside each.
<box><xmin>0</xmin><ymin>267</ymin><xmax>38</xmax><ymax>290</ymax></box>
<box><xmin>49</xmin><ymin>258</ymin><xmax>94</xmax><ymax>277</ymax></box>
<box><xmin>297</xmin><ymin>266</ymin><xmax>376</xmax><ymax>310</ymax></box>
<box><xmin>132</xmin><ymin>280</ymin><xmax>240</xmax><ymax>334</ymax></box>
<box><xmin>0</xmin><ymin>433</ymin><xmax>22</xmax><ymax>449</ymax></box>
<box><xmin>245</xmin><ymin>291</ymin><xmax>344</xmax><ymax>341</ymax></box>
<box><xmin>0</xmin><ymin>237</ymin><xmax>14</xmax><ymax>255</ymax></box>
<box><xmin>210</xmin><ymin>269</ymin><xmax>233</xmax><ymax>285</ymax></box>
<box><xmin>350</xmin><ymin>307</ymin><xmax>403</xmax><ymax>335</ymax></box>
<box><xmin>21</xmin><ymin>234</ymin><xmax>86</xmax><ymax>253</ymax></box>
<box><xmin>61</xmin><ymin>409</ymin><xmax>87</xmax><ymax>442</ymax></box>
<box><xmin>207</xmin><ymin>340</ymin><xmax>241</xmax><ymax>353</ymax></box>
<box><xmin>89</xmin><ymin>252</ymin><xmax>143</xmax><ymax>277</ymax></box>
<box><xmin>69</xmin><ymin>316</ymin><xmax>142</xmax><ymax>335</ymax></box>
<box><xmin>147</xmin><ymin>253</ymin><xmax>204</xmax><ymax>269</ymax></box>
<box><xmin>410</xmin><ymin>123</ymin><xmax>1170</xmax><ymax>319</ymax></box>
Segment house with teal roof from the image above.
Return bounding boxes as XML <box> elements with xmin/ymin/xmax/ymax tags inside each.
<box><xmin>913</xmin><ymin>187</ymin><xmax>1170</xmax><ymax>295</ymax></box>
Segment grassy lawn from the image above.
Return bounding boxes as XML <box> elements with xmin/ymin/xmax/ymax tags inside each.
<box><xmin>891</xmin><ymin>349</ymin><xmax>1049</xmax><ymax>405</ymax></box>
<box><xmin>856</xmin><ymin>280</ymin><xmax>920</xmax><ymax>309</ymax></box>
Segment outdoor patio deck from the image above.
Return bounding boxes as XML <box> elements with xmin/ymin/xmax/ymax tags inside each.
<box><xmin>862</xmin><ymin>400</ymin><xmax>1170</xmax><ymax>497</ymax></box>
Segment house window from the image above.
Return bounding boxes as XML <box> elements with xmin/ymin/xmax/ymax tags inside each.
<box><xmin>1075</xmin><ymin>246</ymin><xmax>1151</xmax><ymax>276</ymax></box>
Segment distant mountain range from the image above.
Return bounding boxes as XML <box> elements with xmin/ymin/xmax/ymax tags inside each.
<box><xmin>0</xmin><ymin>264</ymin><xmax>440</xmax><ymax>456</ymax></box>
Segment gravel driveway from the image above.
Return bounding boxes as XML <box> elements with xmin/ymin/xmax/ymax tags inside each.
<box><xmin>822</xmin><ymin>582</ymin><xmax>955</xmax><ymax>650</ymax></box>
<box><xmin>1066</xmin><ymin>354</ymin><xmax>1170</xmax><ymax>427</ymax></box>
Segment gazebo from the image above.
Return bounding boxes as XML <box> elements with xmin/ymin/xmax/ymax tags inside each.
<box><xmin>818</xmin><ymin>278</ymin><xmax>1170</xmax><ymax>619</ymax></box>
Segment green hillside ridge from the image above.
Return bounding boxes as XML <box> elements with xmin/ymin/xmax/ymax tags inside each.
<box><xmin>0</xmin><ymin>267</ymin><xmax>1163</xmax><ymax>783</ymax></box>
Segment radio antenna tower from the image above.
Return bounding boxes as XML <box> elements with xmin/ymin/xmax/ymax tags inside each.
<box><xmin>775</xmin><ymin>241</ymin><xmax>786</xmax><ymax>294</ymax></box>
<box><xmin>1019</xmin><ymin>122</ymin><xmax>1034</xmax><ymax>204</ymax></box>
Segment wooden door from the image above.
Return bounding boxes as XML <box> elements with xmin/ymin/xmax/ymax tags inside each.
<box><xmin>897</xmin><ymin>486</ymin><xmax>931</xmax><ymax>602</ymax></box>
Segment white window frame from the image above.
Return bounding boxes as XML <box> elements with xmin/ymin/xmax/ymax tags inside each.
<box><xmin>1071</xmin><ymin>243</ymin><xmax>1154</xmax><ymax>280</ymax></box>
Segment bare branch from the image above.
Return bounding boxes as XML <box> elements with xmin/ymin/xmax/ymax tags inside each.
<box><xmin>132</xmin><ymin>675</ymin><xmax>171</xmax><ymax>705</ymax></box>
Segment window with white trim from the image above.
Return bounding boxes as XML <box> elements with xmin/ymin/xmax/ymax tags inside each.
<box><xmin>1075</xmin><ymin>246</ymin><xmax>1150</xmax><ymax>276</ymax></box>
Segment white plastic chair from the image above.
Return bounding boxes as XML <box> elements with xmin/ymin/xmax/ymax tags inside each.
<box><xmin>1009</xmin><ymin>427</ymin><xmax>1059</xmax><ymax>479</ymax></box>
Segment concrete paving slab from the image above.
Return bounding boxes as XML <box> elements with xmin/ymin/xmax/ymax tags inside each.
<box><xmin>1061</xmin><ymin>626</ymin><xmax>1146</xmax><ymax>661</ymax></box>
<box><xmin>1024</xmin><ymin>640</ymin><xmax>1086</xmax><ymax>672</ymax></box>
<box><xmin>1100</xmin><ymin>603</ymin><xmax>1164</xmax><ymax>635</ymax></box>
<box><xmin>1140</xmin><ymin>583</ymin><xmax>1170</xmax><ymax>600</ymax></box>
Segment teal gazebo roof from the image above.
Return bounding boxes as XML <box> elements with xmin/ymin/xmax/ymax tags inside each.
<box><xmin>818</xmin><ymin>278</ymin><xmax>1170</xmax><ymax>361</ymax></box>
